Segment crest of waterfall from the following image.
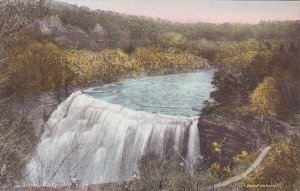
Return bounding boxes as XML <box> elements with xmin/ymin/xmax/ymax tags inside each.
<box><xmin>25</xmin><ymin>91</ymin><xmax>201</xmax><ymax>185</ymax></box>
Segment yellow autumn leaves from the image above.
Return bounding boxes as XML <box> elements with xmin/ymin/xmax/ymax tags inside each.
<box><xmin>132</xmin><ymin>47</ymin><xmax>208</xmax><ymax>75</ymax></box>
<box><xmin>250</xmin><ymin>76</ymin><xmax>282</xmax><ymax>117</ymax></box>
<box><xmin>7</xmin><ymin>40</ymin><xmax>75</xmax><ymax>95</ymax></box>
<box><xmin>212</xmin><ymin>141</ymin><xmax>223</xmax><ymax>154</ymax></box>
<box><xmin>244</xmin><ymin>136</ymin><xmax>300</xmax><ymax>190</ymax></box>
<box><xmin>65</xmin><ymin>46</ymin><xmax>208</xmax><ymax>84</ymax></box>
<box><xmin>211</xmin><ymin>163</ymin><xmax>231</xmax><ymax>178</ymax></box>
<box><xmin>210</xmin><ymin>138</ymin><xmax>254</xmax><ymax>179</ymax></box>
<box><xmin>233</xmin><ymin>150</ymin><xmax>249</xmax><ymax>163</ymax></box>
<box><xmin>4</xmin><ymin>38</ymin><xmax>208</xmax><ymax>96</ymax></box>
<box><xmin>65</xmin><ymin>49</ymin><xmax>132</xmax><ymax>83</ymax></box>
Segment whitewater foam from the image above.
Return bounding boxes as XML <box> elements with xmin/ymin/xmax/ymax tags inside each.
<box><xmin>25</xmin><ymin>91</ymin><xmax>201</xmax><ymax>185</ymax></box>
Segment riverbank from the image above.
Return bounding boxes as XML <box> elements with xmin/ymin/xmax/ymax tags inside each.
<box><xmin>75</xmin><ymin>67</ymin><xmax>214</xmax><ymax>96</ymax></box>
<box><xmin>2</xmin><ymin>69</ymin><xmax>299</xmax><ymax>190</ymax></box>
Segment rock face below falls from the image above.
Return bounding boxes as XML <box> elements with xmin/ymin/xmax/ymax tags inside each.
<box><xmin>26</xmin><ymin>92</ymin><xmax>201</xmax><ymax>185</ymax></box>
<box><xmin>198</xmin><ymin>118</ymin><xmax>257</xmax><ymax>166</ymax></box>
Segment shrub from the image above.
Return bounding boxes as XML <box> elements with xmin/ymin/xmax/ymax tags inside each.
<box><xmin>244</xmin><ymin>136</ymin><xmax>300</xmax><ymax>190</ymax></box>
<box><xmin>250</xmin><ymin>76</ymin><xmax>282</xmax><ymax>117</ymax></box>
<box><xmin>0</xmin><ymin>111</ymin><xmax>36</xmax><ymax>186</ymax></box>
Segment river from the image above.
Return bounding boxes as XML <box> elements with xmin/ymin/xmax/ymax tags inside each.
<box><xmin>84</xmin><ymin>71</ymin><xmax>215</xmax><ymax>117</ymax></box>
<box><xmin>25</xmin><ymin>71</ymin><xmax>216</xmax><ymax>185</ymax></box>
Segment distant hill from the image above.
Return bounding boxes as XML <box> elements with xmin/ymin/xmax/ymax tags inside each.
<box><xmin>32</xmin><ymin>1</ymin><xmax>300</xmax><ymax>51</ymax></box>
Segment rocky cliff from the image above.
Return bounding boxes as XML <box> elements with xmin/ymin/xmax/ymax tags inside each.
<box><xmin>34</xmin><ymin>16</ymin><xmax>106</xmax><ymax>50</ymax></box>
<box><xmin>7</xmin><ymin>91</ymin><xmax>68</xmax><ymax>137</ymax></box>
<box><xmin>198</xmin><ymin>116</ymin><xmax>258</xmax><ymax>166</ymax></box>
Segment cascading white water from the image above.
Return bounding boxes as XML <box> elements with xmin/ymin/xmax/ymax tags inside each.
<box><xmin>25</xmin><ymin>91</ymin><xmax>201</xmax><ymax>185</ymax></box>
<box><xmin>25</xmin><ymin>72</ymin><xmax>216</xmax><ymax>185</ymax></box>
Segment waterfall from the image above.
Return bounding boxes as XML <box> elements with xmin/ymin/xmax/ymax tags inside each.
<box><xmin>25</xmin><ymin>91</ymin><xmax>201</xmax><ymax>185</ymax></box>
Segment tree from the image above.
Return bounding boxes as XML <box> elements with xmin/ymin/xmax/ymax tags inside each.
<box><xmin>0</xmin><ymin>0</ymin><xmax>49</xmax><ymax>44</ymax></box>
<box><xmin>4</xmin><ymin>39</ymin><xmax>76</xmax><ymax>97</ymax></box>
<box><xmin>245</xmin><ymin>136</ymin><xmax>300</xmax><ymax>190</ymax></box>
<box><xmin>0</xmin><ymin>111</ymin><xmax>36</xmax><ymax>186</ymax></box>
<box><xmin>250</xmin><ymin>76</ymin><xmax>282</xmax><ymax>117</ymax></box>
<box><xmin>0</xmin><ymin>0</ymin><xmax>50</xmax><ymax>98</ymax></box>
<box><xmin>137</xmin><ymin>152</ymin><xmax>175</xmax><ymax>190</ymax></box>
<box><xmin>158</xmin><ymin>32</ymin><xmax>187</xmax><ymax>50</ymax></box>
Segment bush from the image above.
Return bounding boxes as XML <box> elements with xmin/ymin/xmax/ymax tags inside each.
<box><xmin>134</xmin><ymin>152</ymin><xmax>221</xmax><ymax>191</ymax></box>
<box><xmin>4</xmin><ymin>37</ymin><xmax>76</xmax><ymax>97</ymax></box>
<box><xmin>244</xmin><ymin>136</ymin><xmax>300</xmax><ymax>190</ymax></box>
<box><xmin>250</xmin><ymin>76</ymin><xmax>282</xmax><ymax>117</ymax></box>
<box><xmin>132</xmin><ymin>47</ymin><xmax>208</xmax><ymax>75</ymax></box>
<box><xmin>0</xmin><ymin>111</ymin><xmax>36</xmax><ymax>186</ymax></box>
<box><xmin>136</xmin><ymin>152</ymin><xmax>180</xmax><ymax>190</ymax></box>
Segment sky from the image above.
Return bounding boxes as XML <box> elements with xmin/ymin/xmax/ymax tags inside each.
<box><xmin>57</xmin><ymin>0</ymin><xmax>300</xmax><ymax>24</ymax></box>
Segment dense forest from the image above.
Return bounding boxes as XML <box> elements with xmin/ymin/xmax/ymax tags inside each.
<box><xmin>0</xmin><ymin>0</ymin><xmax>299</xmax><ymax>190</ymax></box>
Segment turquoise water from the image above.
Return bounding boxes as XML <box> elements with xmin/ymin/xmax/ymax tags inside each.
<box><xmin>84</xmin><ymin>71</ymin><xmax>215</xmax><ymax>117</ymax></box>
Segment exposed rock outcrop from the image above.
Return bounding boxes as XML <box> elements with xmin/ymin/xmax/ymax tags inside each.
<box><xmin>198</xmin><ymin>117</ymin><xmax>258</xmax><ymax>166</ymax></box>
<box><xmin>34</xmin><ymin>16</ymin><xmax>106</xmax><ymax>50</ymax></box>
<box><xmin>7</xmin><ymin>91</ymin><xmax>68</xmax><ymax>137</ymax></box>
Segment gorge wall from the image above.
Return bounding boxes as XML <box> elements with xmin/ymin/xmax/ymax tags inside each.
<box><xmin>198</xmin><ymin>118</ymin><xmax>257</xmax><ymax>166</ymax></box>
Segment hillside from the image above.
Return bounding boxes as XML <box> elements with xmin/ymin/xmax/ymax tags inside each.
<box><xmin>0</xmin><ymin>0</ymin><xmax>300</xmax><ymax>190</ymax></box>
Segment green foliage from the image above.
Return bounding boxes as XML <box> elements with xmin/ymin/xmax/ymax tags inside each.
<box><xmin>47</xmin><ymin>1</ymin><xmax>300</xmax><ymax>51</ymax></box>
<box><xmin>210</xmin><ymin>40</ymin><xmax>299</xmax><ymax>119</ymax></box>
<box><xmin>158</xmin><ymin>32</ymin><xmax>187</xmax><ymax>50</ymax></box>
<box><xmin>59</xmin><ymin>5</ymin><xmax>98</xmax><ymax>32</ymax></box>
<box><xmin>0</xmin><ymin>2</ymin><xmax>299</xmax><ymax>189</ymax></box>
<box><xmin>50</xmin><ymin>2</ymin><xmax>168</xmax><ymax>48</ymax></box>
<box><xmin>188</xmin><ymin>39</ymin><xmax>222</xmax><ymax>61</ymax></box>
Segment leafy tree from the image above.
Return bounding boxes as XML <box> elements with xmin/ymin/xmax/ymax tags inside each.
<box><xmin>132</xmin><ymin>47</ymin><xmax>208</xmax><ymax>75</ymax></box>
<box><xmin>0</xmin><ymin>0</ymin><xmax>50</xmax><ymax>97</ymax></box>
<box><xmin>244</xmin><ymin>136</ymin><xmax>300</xmax><ymax>190</ymax></box>
<box><xmin>250</xmin><ymin>76</ymin><xmax>282</xmax><ymax>117</ymax></box>
<box><xmin>58</xmin><ymin>5</ymin><xmax>97</xmax><ymax>32</ymax></box>
<box><xmin>0</xmin><ymin>0</ymin><xmax>47</xmax><ymax>44</ymax></box>
<box><xmin>4</xmin><ymin>38</ymin><xmax>76</xmax><ymax>97</ymax></box>
<box><xmin>66</xmin><ymin>49</ymin><xmax>132</xmax><ymax>83</ymax></box>
<box><xmin>271</xmin><ymin>45</ymin><xmax>300</xmax><ymax>115</ymax></box>
<box><xmin>159</xmin><ymin>32</ymin><xmax>187</xmax><ymax>50</ymax></box>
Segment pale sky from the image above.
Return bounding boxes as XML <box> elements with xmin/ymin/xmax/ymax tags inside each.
<box><xmin>57</xmin><ymin>0</ymin><xmax>300</xmax><ymax>24</ymax></box>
